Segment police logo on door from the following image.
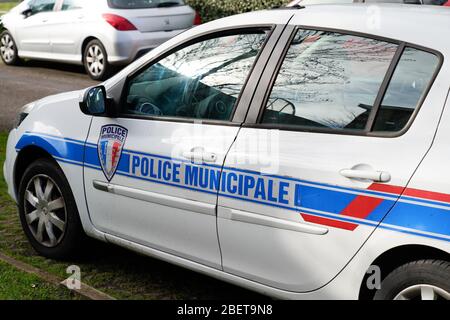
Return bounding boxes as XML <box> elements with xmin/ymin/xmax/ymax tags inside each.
<box><xmin>98</xmin><ymin>125</ymin><xmax>128</xmax><ymax>181</ymax></box>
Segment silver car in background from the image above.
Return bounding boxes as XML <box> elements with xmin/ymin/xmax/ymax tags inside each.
<box><xmin>0</xmin><ymin>0</ymin><xmax>200</xmax><ymax>80</ymax></box>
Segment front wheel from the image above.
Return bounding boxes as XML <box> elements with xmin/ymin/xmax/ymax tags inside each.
<box><xmin>0</xmin><ymin>31</ymin><xmax>21</xmax><ymax>65</ymax></box>
<box><xmin>18</xmin><ymin>159</ymin><xmax>86</xmax><ymax>259</ymax></box>
<box><xmin>83</xmin><ymin>39</ymin><xmax>111</xmax><ymax>81</ymax></box>
<box><xmin>374</xmin><ymin>260</ymin><xmax>450</xmax><ymax>300</ymax></box>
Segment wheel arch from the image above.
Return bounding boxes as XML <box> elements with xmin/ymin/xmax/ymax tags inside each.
<box><xmin>14</xmin><ymin>145</ymin><xmax>60</xmax><ymax>198</ymax></box>
<box><xmin>359</xmin><ymin>244</ymin><xmax>450</xmax><ymax>299</ymax></box>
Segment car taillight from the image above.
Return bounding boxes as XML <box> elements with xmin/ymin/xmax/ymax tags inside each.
<box><xmin>102</xmin><ymin>14</ymin><xmax>137</xmax><ymax>31</ymax></box>
<box><xmin>193</xmin><ymin>11</ymin><xmax>202</xmax><ymax>25</ymax></box>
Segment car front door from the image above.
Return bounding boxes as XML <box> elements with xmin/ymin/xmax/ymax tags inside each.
<box><xmin>217</xmin><ymin>26</ymin><xmax>444</xmax><ymax>291</ymax></box>
<box><xmin>15</xmin><ymin>0</ymin><xmax>57</xmax><ymax>55</ymax></box>
<box><xmin>83</xmin><ymin>27</ymin><xmax>277</xmax><ymax>268</ymax></box>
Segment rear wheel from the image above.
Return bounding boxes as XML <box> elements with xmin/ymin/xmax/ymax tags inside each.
<box><xmin>0</xmin><ymin>31</ymin><xmax>21</xmax><ymax>65</ymax></box>
<box><xmin>374</xmin><ymin>260</ymin><xmax>450</xmax><ymax>300</ymax></box>
<box><xmin>83</xmin><ymin>39</ymin><xmax>111</xmax><ymax>81</ymax></box>
<box><xmin>18</xmin><ymin>159</ymin><xmax>86</xmax><ymax>259</ymax></box>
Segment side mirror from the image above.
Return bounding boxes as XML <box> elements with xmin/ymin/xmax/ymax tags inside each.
<box><xmin>79</xmin><ymin>86</ymin><xmax>117</xmax><ymax>117</ymax></box>
<box><xmin>21</xmin><ymin>8</ymin><xmax>33</xmax><ymax>18</ymax></box>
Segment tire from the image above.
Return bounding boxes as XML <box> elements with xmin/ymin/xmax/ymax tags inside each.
<box><xmin>18</xmin><ymin>159</ymin><xmax>86</xmax><ymax>259</ymax></box>
<box><xmin>0</xmin><ymin>30</ymin><xmax>21</xmax><ymax>65</ymax></box>
<box><xmin>83</xmin><ymin>39</ymin><xmax>111</xmax><ymax>81</ymax></box>
<box><xmin>374</xmin><ymin>260</ymin><xmax>450</xmax><ymax>300</ymax></box>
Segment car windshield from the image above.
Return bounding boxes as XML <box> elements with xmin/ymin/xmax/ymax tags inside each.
<box><xmin>107</xmin><ymin>0</ymin><xmax>184</xmax><ymax>9</ymax></box>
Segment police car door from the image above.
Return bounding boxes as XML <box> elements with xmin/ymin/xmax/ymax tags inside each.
<box><xmin>83</xmin><ymin>28</ymin><xmax>276</xmax><ymax>268</ymax></box>
<box><xmin>217</xmin><ymin>25</ymin><xmax>443</xmax><ymax>291</ymax></box>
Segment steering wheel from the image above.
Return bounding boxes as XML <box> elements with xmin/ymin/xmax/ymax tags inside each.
<box><xmin>268</xmin><ymin>98</ymin><xmax>296</xmax><ymax>116</ymax></box>
<box><xmin>128</xmin><ymin>95</ymin><xmax>163</xmax><ymax>116</ymax></box>
<box><xmin>196</xmin><ymin>94</ymin><xmax>229</xmax><ymax>119</ymax></box>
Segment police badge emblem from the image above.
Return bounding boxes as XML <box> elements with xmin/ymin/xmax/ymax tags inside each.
<box><xmin>98</xmin><ymin>125</ymin><xmax>128</xmax><ymax>181</ymax></box>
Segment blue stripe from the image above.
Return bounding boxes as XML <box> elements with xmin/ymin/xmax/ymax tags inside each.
<box><xmin>15</xmin><ymin>132</ymin><xmax>450</xmax><ymax>242</ymax></box>
<box><xmin>67</xmin><ymin>136</ymin><xmax>401</xmax><ymax>200</ymax></box>
<box><xmin>382</xmin><ymin>202</ymin><xmax>450</xmax><ymax>236</ymax></box>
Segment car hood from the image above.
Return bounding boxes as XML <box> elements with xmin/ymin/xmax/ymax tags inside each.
<box><xmin>31</xmin><ymin>90</ymin><xmax>85</xmax><ymax>114</ymax></box>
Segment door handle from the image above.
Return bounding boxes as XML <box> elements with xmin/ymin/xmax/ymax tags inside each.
<box><xmin>41</xmin><ymin>19</ymin><xmax>48</xmax><ymax>22</ymax></box>
<box><xmin>340</xmin><ymin>169</ymin><xmax>391</xmax><ymax>183</ymax></box>
<box><xmin>182</xmin><ymin>148</ymin><xmax>217</xmax><ymax>163</ymax></box>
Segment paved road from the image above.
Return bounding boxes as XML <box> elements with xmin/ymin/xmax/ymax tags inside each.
<box><xmin>0</xmin><ymin>60</ymin><xmax>98</xmax><ymax>131</ymax></box>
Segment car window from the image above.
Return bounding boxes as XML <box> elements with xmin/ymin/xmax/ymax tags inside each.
<box><xmin>123</xmin><ymin>31</ymin><xmax>268</xmax><ymax>121</ymax></box>
<box><xmin>260</xmin><ymin>29</ymin><xmax>398</xmax><ymax>131</ymax></box>
<box><xmin>372</xmin><ymin>47</ymin><xmax>439</xmax><ymax>132</ymax></box>
<box><xmin>61</xmin><ymin>0</ymin><xmax>84</xmax><ymax>10</ymax></box>
<box><xmin>29</xmin><ymin>0</ymin><xmax>56</xmax><ymax>13</ymax></box>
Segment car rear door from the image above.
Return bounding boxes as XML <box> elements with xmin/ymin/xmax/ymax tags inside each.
<box><xmin>217</xmin><ymin>24</ymin><xmax>444</xmax><ymax>292</ymax></box>
<box><xmin>83</xmin><ymin>25</ymin><xmax>285</xmax><ymax>268</ymax></box>
<box><xmin>47</xmin><ymin>0</ymin><xmax>86</xmax><ymax>58</ymax></box>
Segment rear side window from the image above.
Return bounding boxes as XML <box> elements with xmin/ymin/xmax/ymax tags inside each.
<box><xmin>261</xmin><ymin>30</ymin><xmax>398</xmax><ymax>131</ymax></box>
<box><xmin>108</xmin><ymin>0</ymin><xmax>184</xmax><ymax>9</ymax></box>
<box><xmin>260</xmin><ymin>28</ymin><xmax>440</xmax><ymax>135</ymax></box>
<box><xmin>372</xmin><ymin>47</ymin><xmax>439</xmax><ymax>132</ymax></box>
<box><xmin>61</xmin><ymin>0</ymin><xmax>84</xmax><ymax>10</ymax></box>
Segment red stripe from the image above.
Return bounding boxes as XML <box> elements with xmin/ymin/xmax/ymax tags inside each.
<box><xmin>340</xmin><ymin>195</ymin><xmax>384</xmax><ymax>219</ymax></box>
<box><xmin>403</xmin><ymin>188</ymin><xmax>450</xmax><ymax>203</ymax></box>
<box><xmin>368</xmin><ymin>183</ymin><xmax>404</xmax><ymax>195</ymax></box>
<box><xmin>111</xmin><ymin>141</ymin><xmax>120</xmax><ymax>166</ymax></box>
<box><xmin>369</xmin><ymin>183</ymin><xmax>450</xmax><ymax>204</ymax></box>
<box><xmin>301</xmin><ymin>213</ymin><xmax>358</xmax><ymax>231</ymax></box>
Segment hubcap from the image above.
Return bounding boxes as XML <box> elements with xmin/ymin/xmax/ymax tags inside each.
<box><xmin>0</xmin><ymin>34</ymin><xmax>15</xmax><ymax>63</ymax></box>
<box><xmin>24</xmin><ymin>175</ymin><xmax>67</xmax><ymax>248</ymax></box>
<box><xmin>394</xmin><ymin>284</ymin><xmax>450</xmax><ymax>300</ymax></box>
<box><xmin>86</xmin><ymin>44</ymin><xmax>104</xmax><ymax>77</ymax></box>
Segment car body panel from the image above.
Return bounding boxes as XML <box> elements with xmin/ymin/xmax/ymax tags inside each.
<box><xmin>107</xmin><ymin>5</ymin><xmax>195</xmax><ymax>33</ymax></box>
<box><xmin>8</xmin><ymin>90</ymin><xmax>107</xmax><ymax>241</ymax></box>
<box><xmin>3</xmin><ymin>5</ymin><xmax>450</xmax><ymax>299</ymax></box>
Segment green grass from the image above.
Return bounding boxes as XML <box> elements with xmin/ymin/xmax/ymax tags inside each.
<box><xmin>0</xmin><ymin>2</ymin><xmax>19</xmax><ymax>13</ymax></box>
<box><xmin>0</xmin><ymin>260</ymin><xmax>82</xmax><ymax>300</ymax></box>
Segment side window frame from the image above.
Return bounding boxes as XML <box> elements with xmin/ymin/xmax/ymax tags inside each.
<box><xmin>29</xmin><ymin>0</ymin><xmax>58</xmax><ymax>14</ymax></box>
<box><xmin>117</xmin><ymin>25</ymin><xmax>278</xmax><ymax>126</ymax></box>
<box><xmin>247</xmin><ymin>26</ymin><xmax>443</xmax><ymax>138</ymax></box>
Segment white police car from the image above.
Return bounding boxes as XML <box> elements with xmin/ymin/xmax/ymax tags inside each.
<box><xmin>3</xmin><ymin>4</ymin><xmax>450</xmax><ymax>300</ymax></box>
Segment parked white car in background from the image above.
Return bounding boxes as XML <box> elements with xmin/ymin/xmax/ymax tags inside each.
<box><xmin>0</xmin><ymin>0</ymin><xmax>200</xmax><ymax>80</ymax></box>
<box><xmin>3</xmin><ymin>4</ymin><xmax>450</xmax><ymax>300</ymax></box>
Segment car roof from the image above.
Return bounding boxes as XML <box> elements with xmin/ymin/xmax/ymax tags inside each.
<box><xmin>288</xmin><ymin>4</ymin><xmax>450</xmax><ymax>53</ymax></box>
<box><xmin>205</xmin><ymin>4</ymin><xmax>449</xmax><ymax>54</ymax></box>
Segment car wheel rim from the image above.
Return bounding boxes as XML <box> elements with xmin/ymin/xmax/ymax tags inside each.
<box><xmin>394</xmin><ymin>284</ymin><xmax>450</xmax><ymax>300</ymax></box>
<box><xmin>0</xmin><ymin>34</ymin><xmax>15</xmax><ymax>63</ymax></box>
<box><xmin>24</xmin><ymin>174</ymin><xmax>67</xmax><ymax>248</ymax></box>
<box><xmin>86</xmin><ymin>44</ymin><xmax>104</xmax><ymax>77</ymax></box>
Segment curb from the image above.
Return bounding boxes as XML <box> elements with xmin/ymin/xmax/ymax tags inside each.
<box><xmin>0</xmin><ymin>251</ymin><xmax>116</xmax><ymax>300</ymax></box>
